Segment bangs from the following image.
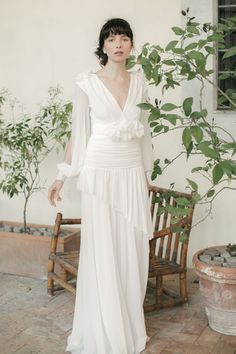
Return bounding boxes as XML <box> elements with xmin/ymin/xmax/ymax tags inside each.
<box><xmin>104</xmin><ymin>26</ymin><xmax>132</xmax><ymax>40</ymax></box>
<box><xmin>101</xmin><ymin>18</ymin><xmax>133</xmax><ymax>42</ymax></box>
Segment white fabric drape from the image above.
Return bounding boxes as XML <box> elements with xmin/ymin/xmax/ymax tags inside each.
<box><xmin>56</xmin><ymin>82</ymin><xmax>91</xmax><ymax>180</ymax></box>
<box><xmin>54</xmin><ymin>68</ymin><xmax>155</xmax><ymax>354</ymax></box>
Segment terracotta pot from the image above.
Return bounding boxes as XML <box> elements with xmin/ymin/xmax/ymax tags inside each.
<box><xmin>0</xmin><ymin>220</ymin><xmax>80</xmax><ymax>279</ymax></box>
<box><xmin>193</xmin><ymin>246</ymin><xmax>236</xmax><ymax>336</ymax></box>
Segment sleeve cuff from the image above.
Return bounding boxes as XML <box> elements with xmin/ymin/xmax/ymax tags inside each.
<box><xmin>56</xmin><ymin>171</ymin><xmax>66</xmax><ymax>182</ymax></box>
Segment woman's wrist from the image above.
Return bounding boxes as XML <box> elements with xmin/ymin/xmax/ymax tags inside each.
<box><xmin>56</xmin><ymin>171</ymin><xmax>66</xmax><ymax>182</ymax></box>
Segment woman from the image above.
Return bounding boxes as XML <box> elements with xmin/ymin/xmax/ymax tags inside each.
<box><xmin>48</xmin><ymin>17</ymin><xmax>154</xmax><ymax>354</ymax></box>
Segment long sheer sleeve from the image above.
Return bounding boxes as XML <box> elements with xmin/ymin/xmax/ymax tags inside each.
<box><xmin>140</xmin><ymin>76</ymin><xmax>154</xmax><ymax>174</ymax></box>
<box><xmin>56</xmin><ymin>80</ymin><xmax>91</xmax><ymax>181</ymax></box>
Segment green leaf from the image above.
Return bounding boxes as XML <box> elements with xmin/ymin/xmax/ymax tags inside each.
<box><xmin>153</xmin><ymin>125</ymin><xmax>164</xmax><ymax>133</ymax></box>
<box><xmin>166</xmin><ymin>205</ymin><xmax>189</xmax><ymax>217</ymax></box>
<box><xmin>182</xmin><ymin>127</ymin><xmax>192</xmax><ymax>149</ymax></box>
<box><xmin>221</xmin><ymin>142</ymin><xmax>236</xmax><ymax>150</ymax></box>
<box><xmin>164</xmin><ymin>158</ymin><xmax>171</xmax><ymax>164</ymax></box>
<box><xmin>207</xmin><ymin>189</ymin><xmax>215</xmax><ymax>198</ymax></box>
<box><xmin>212</xmin><ymin>164</ymin><xmax>224</xmax><ymax>184</ymax></box>
<box><xmin>186</xmin><ymin>141</ymin><xmax>193</xmax><ymax>158</ymax></box>
<box><xmin>183</xmin><ymin>97</ymin><xmax>193</xmax><ymax>116</ymax></box>
<box><xmin>148</xmin><ymin>110</ymin><xmax>160</xmax><ymax>121</ymax></box>
<box><xmin>186</xmin><ymin>178</ymin><xmax>198</xmax><ymax>192</ymax></box>
<box><xmin>218</xmin><ymin>73</ymin><xmax>231</xmax><ymax>80</ymax></box>
<box><xmin>161</xmin><ymin>103</ymin><xmax>178</xmax><ymax>111</ymax></box>
<box><xmin>207</xmin><ymin>33</ymin><xmax>224</xmax><ymax>42</ymax></box>
<box><xmin>187</xmin><ymin>25</ymin><xmax>200</xmax><ymax>35</ymax></box>
<box><xmin>137</xmin><ymin>102</ymin><xmax>153</xmax><ymax>110</ymax></box>
<box><xmin>175</xmin><ymin>197</ymin><xmax>191</xmax><ymax>206</ymax></box>
<box><xmin>198</xmin><ymin>39</ymin><xmax>207</xmax><ymax>48</ymax></box>
<box><xmin>188</xmin><ymin>50</ymin><xmax>205</xmax><ymax>61</ymax></box>
<box><xmin>185</xmin><ymin>42</ymin><xmax>198</xmax><ymax>51</ymax></box>
<box><xmin>197</xmin><ymin>142</ymin><xmax>220</xmax><ymax>159</ymax></box>
<box><xmin>172</xmin><ymin>26</ymin><xmax>185</xmax><ymax>35</ymax></box>
<box><xmin>200</xmin><ymin>109</ymin><xmax>208</xmax><ymax>118</ymax></box>
<box><xmin>165</xmin><ymin>40</ymin><xmax>178</xmax><ymax>51</ymax></box>
<box><xmin>222</xmin><ymin>46</ymin><xmax>236</xmax><ymax>59</ymax></box>
<box><xmin>192</xmin><ymin>166</ymin><xmax>203</xmax><ymax>173</ymax></box>
<box><xmin>190</xmin><ymin>111</ymin><xmax>203</xmax><ymax>119</ymax></box>
<box><xmin>190</xmin><ymin>126</ymin><xmax>203</xmax><ymax>143</ymax></box>
<box><xmin>172</xmin><ymin>48</ymin><xmax>185</xmax><ymax>54</ymax></box>
<box><xmin>219</xmin><ymin>160</ymin><xmax>234</xmax><ymax>178</ymax></box>
<box><xmin>188</xmin><ymin>50</ymin><xmax>207</xmax><ymax>72</ymax></box>
<box><xmin>149</xmin><ymin>49</ymin><xmax>161</xmax><ymax>63</ymax></box>
<box><xmin>152</xmin><ymin>67</ymin><xmax>161</xmax><ymax>85</ymax></box>
<box><xmin>205</xmin><ymin>46</ymin><xmax>215</xmax><ymax>55</ymax></box>
<box><xmin>163</xmin><ymin>60</ymin><xmax>176</xmax><ymax>66</ymax></box>
<box><xmin>150</xmin><ymin>122</ymin><xmax>158</xmax><ymax>127</ymax></box>
<box><xmin>164</xmin><ymin>114</ymin><xmax>179</xmax><ymax>125</ymax></box>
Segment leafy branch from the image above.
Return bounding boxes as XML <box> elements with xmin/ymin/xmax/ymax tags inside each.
<box><xmin>127</xmin><ymin>9</ymin><xmax>236</xmax><ymax>232</ymax></box>
<box><xmin>0</xmin><ymin>86</ymin><xmax>72</xmax><ymax>232</ymax></box>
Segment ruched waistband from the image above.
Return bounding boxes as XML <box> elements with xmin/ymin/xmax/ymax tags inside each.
<box><xmin>83</xmin><ymin>134</ymin><xmax>143</xmax><ymax>169</ymax></box>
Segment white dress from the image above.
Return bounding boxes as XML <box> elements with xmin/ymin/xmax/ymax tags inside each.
<box><xmin>57</xmin><ymin>68</ymin><xmax>154</xmax><ymax>354</ymax></box>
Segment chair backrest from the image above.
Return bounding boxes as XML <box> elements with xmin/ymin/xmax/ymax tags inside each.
<box><xmin>148</xmin><ymin>185</ymin><xmax>195</xmax><ymax>268</ymax></box>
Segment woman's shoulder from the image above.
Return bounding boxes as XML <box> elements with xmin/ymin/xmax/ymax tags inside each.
<box><xmin>75</xmin><ymin>70</ymin><xmax>95</xmax><ymax>83</ymax></box>
<box><xmin>130</xmin><ymin>67</ymin><xmax>149</xmax><ymax>91</ymax></box>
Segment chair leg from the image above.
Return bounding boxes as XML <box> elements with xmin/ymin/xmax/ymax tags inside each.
<box><xmin>156</xmin><ymin>275</ymin><xmax>163</xmax><ymax>309</ymax></box>
<box><xmin>47</xmin><ymin>260</ymin><xmax>54</xmax><ymax>296</ymax></box>
<box><xmin>47</xmin><ymin>213</ymin><xmax>62</xmax><ymax>296</ymax></box>
<box><xmin>60</xmin><ymin>267</ymin><xmax>68</xmax><ymax>282</ymax></box>
<box><xmin>179</xmin><ymin>271</ymin><xmax>188</xmax><ymax>301</ymax></box>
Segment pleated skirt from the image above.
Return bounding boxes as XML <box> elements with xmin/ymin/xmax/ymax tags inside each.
<box><xmin>65</xmin><ymin>135</ymin><xmax>153</xmax><ymax>354</ymax></box>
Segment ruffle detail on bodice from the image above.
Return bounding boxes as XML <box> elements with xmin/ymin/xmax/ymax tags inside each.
<box><xmin>92</xmin><ymin>119</ymin><xmax>144</xmax><ymax>142</ymax></box>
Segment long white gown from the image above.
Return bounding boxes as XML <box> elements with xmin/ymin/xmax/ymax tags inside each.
<box><xmin>57</xmin><ymin>68</ymin><xmax>154</xmax><ymax>354</ymax></box>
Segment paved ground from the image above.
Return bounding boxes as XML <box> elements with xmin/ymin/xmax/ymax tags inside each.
<box><xmin>0</xmin><ymin>270</ymin><xmax>236</xmax><ymax>354</ymax></box>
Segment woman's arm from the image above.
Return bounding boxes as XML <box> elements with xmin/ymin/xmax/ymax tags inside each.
<box><xmin>48</xmin><ymin>139</ymin><xmax>72</xmax><ymax>206</ymax></box>
<box><xmin>48</xmin><ymin>75</ymin><xmax>91</xmax><ymax>206</ymax></box>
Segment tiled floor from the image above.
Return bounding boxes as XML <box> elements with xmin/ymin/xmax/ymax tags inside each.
<box><xmin>0</xmin><ymin>270</ymin><xmax>236</xmax><ymax>354</ymax></box>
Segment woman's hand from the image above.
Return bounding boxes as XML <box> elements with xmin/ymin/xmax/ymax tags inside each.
<box><xmin>48</xmin><ymin>180</ymin><xmax>64</xmax><ymax>207</ymax></box>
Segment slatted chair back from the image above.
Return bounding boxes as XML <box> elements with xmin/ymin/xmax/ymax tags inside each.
<box><xmin>148</xmin><ymin>186</ymin><xmax>195</xmax><ymax>268</ymax></box>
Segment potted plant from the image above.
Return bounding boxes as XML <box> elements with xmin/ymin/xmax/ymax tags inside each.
<box><xmin>0</xmin><ymin>86</ymin><xmax>80</xmax><ymax>279</ymax></box>
<box><xmin>127</xmin><ymin>9</ymin><xmax>236</xmax><ymax>334</ymax></box>
<box><xmin>193</xmin><ymin>244</ymin><xmax>236</xmax><ymax>335</ymax></box>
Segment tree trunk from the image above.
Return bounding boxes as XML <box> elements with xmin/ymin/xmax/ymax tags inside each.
<box><xmin>23</xmin><ymin>196</ymin><xmax>29</xmax><ymax>233</ymax></box>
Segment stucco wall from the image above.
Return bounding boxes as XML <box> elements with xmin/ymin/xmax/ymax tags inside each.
<box><xmin>1</xmin><ymin>0</ymin><xmax>235</xmax><ymax>267</ymax></box>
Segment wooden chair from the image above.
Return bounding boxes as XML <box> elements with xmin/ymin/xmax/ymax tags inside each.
<box><xmin>47</xmin><ymin>185</ymin><xmax>195</xmax><ymax>313</ymax></box>
<box><xmin>47</xmin><ymin>213</ymin><xmax>81</xmax><ymax>295</ymax></box>
<box><xmin>144</xmin><ymin>185</ymin><xmax>195</xmax><ymax>312</ymax></box>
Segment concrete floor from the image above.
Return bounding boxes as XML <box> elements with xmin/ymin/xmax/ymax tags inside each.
<box><xmin>0</xmin><ymin>270</ymin><xmax>236</xmax><ymax>354</ymax></box>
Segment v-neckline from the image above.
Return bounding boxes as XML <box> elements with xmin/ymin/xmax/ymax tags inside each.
<box><xmin>92</xmin><ymin>71</ymin><xmax>133</xmax><ymax>113</ymax></box>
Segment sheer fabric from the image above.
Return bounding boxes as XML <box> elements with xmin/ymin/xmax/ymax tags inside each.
<box><xmin>56</xmin><ymin>68</ymin><xmax>154</xmax><ymax>354</ymax></box>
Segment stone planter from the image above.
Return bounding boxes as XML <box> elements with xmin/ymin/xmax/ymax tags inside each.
<box><xmin>193</xmin><ymin>246</ymin><xmax>236</xmax><ymax>336</ymax></box>
<box><xmin>0</xmin><ymin>220</ymin><xmax>80</xmax><ymax>280</ymax></box>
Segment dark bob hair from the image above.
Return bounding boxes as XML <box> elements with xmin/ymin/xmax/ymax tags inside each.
<box><xmin>94</xmin><ymin>18</ymin><xmax>134</xmax><ymax>66</ymax></box>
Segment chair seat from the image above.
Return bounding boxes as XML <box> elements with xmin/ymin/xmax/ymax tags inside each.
<box><xmin>149</xmin><ymin>256</ymin><xmax>185</xmax><ymax>277</ymax></box>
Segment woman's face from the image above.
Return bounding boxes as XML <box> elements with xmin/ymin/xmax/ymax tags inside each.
<box><xmin>103</xmin><ymin>33</ymin><xmax>132</xmax><ymax>63</ymax></box>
